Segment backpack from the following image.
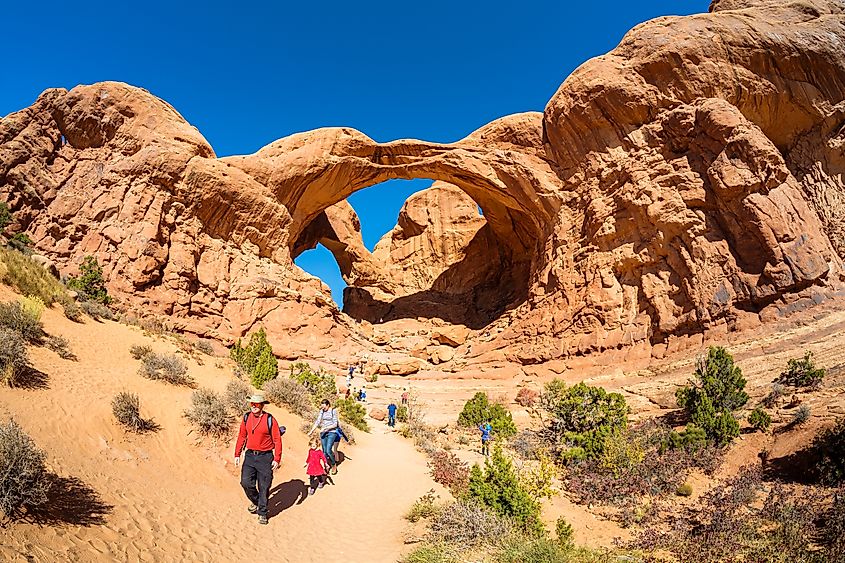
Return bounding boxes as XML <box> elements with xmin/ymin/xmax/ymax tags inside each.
<box><xmin>243</xmin><ymin>412</ymin><xmax>286</xmax><ymax>436</ymax></box>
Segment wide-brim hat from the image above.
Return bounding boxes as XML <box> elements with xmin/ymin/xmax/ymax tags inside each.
<box><xmin>248</xmin><ymin>394</ymin><xmax>269</xmax><ymax>404</ymax></box>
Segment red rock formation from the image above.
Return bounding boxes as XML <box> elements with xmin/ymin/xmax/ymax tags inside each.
<box><xmin>1</xmin><ymin>0</ymin><xmax>843</xmax><ymax>367</ymax></box>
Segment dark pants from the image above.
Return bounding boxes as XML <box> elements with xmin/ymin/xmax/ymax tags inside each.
<box><xmin>481</xmin><ymin>439</ymin><xmax>490</xmax><ymax>456</ymax></box>
<box><xmin>388</xmin><ymin>414</ymin><xmax>396</xmax><ymax>427</ymax></box>
<box><xmin>309</xmin><ymin>474</ymin><xmax>326</xmax><ymax>490</ymax></box>
<box><xmin>321</xmin><ymin>431</ymin><xmax>338</xmax><ymax>467</ymax></box>
<box><xmin>241</xmin><ymin>450</ymin><xmax>273</xmax><ymax>517</ymax></box>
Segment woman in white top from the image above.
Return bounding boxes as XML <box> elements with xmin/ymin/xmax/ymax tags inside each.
<box><xmin>308</xmin><ymin>399</ymin><xmax>339</xmax><ymax>474</ymax></box>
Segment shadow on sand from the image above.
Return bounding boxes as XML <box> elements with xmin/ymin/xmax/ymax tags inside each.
<box><xmin>25</xmin><ymin>475</ymin><xmax>112</xmax><ymax>526</ymax></box>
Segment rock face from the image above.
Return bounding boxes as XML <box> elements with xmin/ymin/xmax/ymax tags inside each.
<box><xmin>1</xmin><ymin>0</ymin><xmax>844</xmax><ymax>367</ymax></box>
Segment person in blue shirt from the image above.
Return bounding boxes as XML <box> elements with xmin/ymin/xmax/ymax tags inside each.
<box><xmin>387</xmin><ymin>401</ymin><xmax>398</xmax><ymax>427</ymax></box>
<box><xmin>479</xmin><ymin>420</ymin><xmax>492</xmax><ymax>456</ymax></box>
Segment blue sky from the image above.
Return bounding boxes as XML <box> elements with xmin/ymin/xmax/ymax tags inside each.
<box><xmin>2</xmin><ymin>0</ymin><xmax>706</xmax><ymax>305</ymax></box>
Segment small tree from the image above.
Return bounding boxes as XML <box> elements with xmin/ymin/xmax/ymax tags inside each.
<box><xmin>676</xmin><ymin>346</ymin><xmax>748</xmax><ymax>446</ymax></box>
<box><xmin>0</xmin><ymin>202</ymin><xmax>11</xmax><ymax>231</ymax></box>
<box><xmin>289</xmin><ymin>361</ymin><xmax>336</xmax><ymax>402</ymax></box>
<box><xmin>230</xmin><ymin>328</ymin><xmax>278</xmax><ymax>389</ymax></box>
<box><xmin>778</xmin><ymin>351</ymin><xmax>825</xmax><ymax>389</ymax></box>
<box><xmin>466</xmin><ymin>445</ymin><xmax>543</xmax><ymax>535</ymax></box>
<box><xmin>457</xmin><ymin>392</ymin><xmax>517</xmax><ymax>438</ymax></box>
<box><xmin>749</xmin><ymin>407</ymin><xmax>772</xmax><ymax>432</ymax></box>
<box><xmin>336</xmin><ymin>397</ymin><xmax>369</xmax><ymax>432</ymax></box>
<box><xmin>555</xmin><ymin>516</ymin><xmax>575</xmax><ymax>549</ymax></box>
<box><xmin>66</xmin><ymin>256</ymin><xmax>110</xmax><ymax>304</ymax></box>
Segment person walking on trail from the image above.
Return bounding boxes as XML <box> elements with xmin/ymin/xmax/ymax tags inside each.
<box><xmin>309</xmin><ymin>399</ymin><xmax>339</xmax><ymax>475</ymax></box>
<box><xmin>235</xmin><ymin>394</ymin><xmax>283</xmax><ymax>525</ymax></box>
<box><xmin>401</xmin><ymin>388</ymin><xmax>409</xmax><ymax>406</ymax></box>
<box><xmin>304</xmin><ymin>437</ymin><xmax>329</xmax><ymax>495</ymax></box>
<box><xmin>479</xmin><ymin>419</ymin><xmax>492</xmax><ymax>457</ymax></box>
<box><xmin>387</xmin><ymin>401</ymin><xmax>398</xmax><ymax>427</ymax></box>
<box><xmin>331</xmin><ymin>424</ymin><xmax>349</xmax><ymax>464</ymax></box>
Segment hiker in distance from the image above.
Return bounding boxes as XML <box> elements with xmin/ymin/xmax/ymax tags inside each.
<box><xmin>235</xmin><ymin>394</ymin><xmax>284</xmax><ymax>525</ymax></box>
<box><xmin>479</xmin><ymin>418</ymin><xmax>492</xmax><ymax>457</ymax></box>
<box><xmin>309</xmin><ymin>399</ymin><xmax>340</xmax><ymax>475</ymax></box>
<box><xmin>387</xmin><ymin>400</ymin><xmax>398</xmax><ymax>428</ymax></box>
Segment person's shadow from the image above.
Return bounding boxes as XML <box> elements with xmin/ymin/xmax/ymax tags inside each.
<box><xmin>267</xmin><ymin>479</ymin><xmax>308</xmax><ymax>518</ymax></box>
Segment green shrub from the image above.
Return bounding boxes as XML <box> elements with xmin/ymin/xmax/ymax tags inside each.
<box><xmin>778</xmin><ymin>351</ymin><xmax>825</xmax><ymax>389</ymax></box>
<box><xmin>792</xmin><ymin>405</ymin><xmax>811</xmax><ymax>426</ymax></box>
<box><xmin>0</xmin><ymin>300</ymin><xmax>44</xmax><ymax>342</ymax></box>
<box><xmin>400</xmin><ymin>543</ymin><xmax>456</xmax><ymax>563</ymax></box>
<box><xmin>466</xmin><ymin>446</ymin><xmax>543</xmax><ymax>535</ymax></box>
<box><xmin>224</xmin><ymin>379</ymin><xmax>252</xmax><ymax>415</ymax></box>
<box><xmin>229</xmin><ymin>328</ymin><xmax>278</xmax><ymax>388</ymax></box>
<box><xmin>538</xmin><ymin>380</ymin><xmax>628</xmax><ymax>461</ymax></box>
<box><xmin>0</xmin><ymin>420</ymin><xmax>51</xmax><ymax>518</ymax></box>
<box><xmin>676</xmin><ymin>483</ymin><xmax>693</xmax><ymax>497</ymax></box>
<box><xmin>0</xmin><ymin>328</ymin><xmax>29</xmax><ymax>387</ymax></box>
<box><xmin>749</xmin><ymin>407</ymin><xmax>772</xmax><ymax>432</ymax></box>
<box><xmin>495</xmin><ymin>536</ymin><xmax>572</xmax><ymax>563</ymax></box>
<box><xmin>676</xmin><ymin>346</ymin><xmax>747</xmax><ymax>446</ymax></box>
<box><xmin>457</xmin><ymin>392</ymin><xmax>517</xmax><ymax>438</ymax></box>
<box><xmin>10</xmin><ymin>233</ymin><xmax>32</xmax><ymax>247</ymax></box>
<box><xmin>129</xmin><ymin>344</ymin><xmax>153</xmax><ymax>360</ymax></box>
<box><xmin>555</xmin><ymin>516</ymin><xmax>575</xmax><ymax>549</ymax></box>
<box><xmin>397</xmin><ymin>404</ymin><xmax>409</xmax><ymax>423</ymax></box>
<box><xmin>112</xmin><ymin>392</ymin><xmax>147</xmax><ymax>432</ymax></box>
<box><xmin>66</xmin><ymin>256</ymin><xmax>110</xmax><ymax>304</ymax></box>
<box><xmin>289</xmin><ymin>361</ymin><xmax>336</xmax><ymax>402</ymax></box>
<box><xmin>0</xmin><ymin>246</ymin><xmax>73</xmax><ymax>311</ymax></box>
<box><xmin>814</xmin><ymin>418</ymin><xmax>845</xmax><ymax>485</ymax></box>
<box><xmin>139</xmin><ymin>353</ymin><xmax>194</xmax><ymax>386</ymax></box>
<box><xmin>263</xmin><ymin>377</ymin><xmax>314</xmax><ymax>417</ymax></box>
<box><xmin>336</xmin><ymin>397</ymin><xmax>369</xmax><ymax>431</ymax></box>
<box><xmin>0</xmin><ymin>202</ymin><xmax>11</xmax><ymax>230</ymax></box>
<box><xmin>184</xmin><ymin>388</ymin><xmax>231</xmax><ymax>436</ymax></box>
<box><xmin>664</xmin><ymin>424</ymin><xmax>708</xmax><ymax>452</ymax></box>
<box><xmin>406</xmin><ymin>490</ymin><xmax>442</xmax><ymax>523</ymax></box>
<box><xmin>252</xmin><ymin>346</ymin><xmax>278</xmax><ymax>389</ymax></box>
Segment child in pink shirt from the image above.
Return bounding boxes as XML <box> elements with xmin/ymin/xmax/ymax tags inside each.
<box><xmin>304</xmin><ymin>438</ymin><xmax>329</xmax><ymax>495</ymax></box>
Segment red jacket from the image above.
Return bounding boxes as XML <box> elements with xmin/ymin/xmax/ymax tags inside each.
<box><xmin>235</xmin><ymin>412</ymin><xmax>283</xmax><ymax>463</ymax></box>
<box><xmin>305</xmin><ymin>448</ymin><xmax>327</xmax><ymax>476</ymax></box>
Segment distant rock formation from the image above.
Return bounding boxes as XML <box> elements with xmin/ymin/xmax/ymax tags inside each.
<box><xmin>1</xmin><ymin>0</ymin><xmax>843</xmax><ymax>367</ymax></box>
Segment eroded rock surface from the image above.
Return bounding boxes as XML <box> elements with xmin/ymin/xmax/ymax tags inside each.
<box><xmin>1</xmin><ymin>0</ymin><xmax>844</xmax><ymax>367</ymax></box>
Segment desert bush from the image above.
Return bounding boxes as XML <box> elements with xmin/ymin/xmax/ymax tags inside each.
<box><xmin>61</xmin><ymin>299</ymin><xmax>82</xmax><ymax>322</ymax></box>
<box><xmin>428</xmin><ymin>499</ymin><xmax>514</xmax><ymax>546</ymax></box>
<box><xmin>664</xmin><ymin>424</ymin><xmax>708</xmax><ymax>452</ymax></box>
<box><xmin>0</xmin><ymin>328</ymin><xmax>30</xmax><ymax>387</ymax></box>
<box><xmin>821</xmin><ymin>488</ymin><xmax>845</xmax><ymax>562</ymax></box>
<box><xmin>599</xmin><ymin>429</ymin><xmax>645</xmax><ymax>477</ymax></box>
<box><xmin>230</xmin><ymin>328</ymin><xmax>278</xmax><ymax>388</ymax></box>
<box><xmin>139</xmin><ymin>353</ymin><xmax>194</xmax><ymax>386</ymax></box>
<box><xmin>555</xmin><ymin>516</ymin><xmax>574</xmax><ymax>549</ymax></box>
<box><xmin>0</xmin><ymin>299</ymin><xmax>44</xmax><ymax>342</ymax></box>
<box><xmin>457</xmin><ymin>392</ymin><xmax>517</xmax><ymax>438</ymax></box>
<box><xmin>0</xmin><ymin>420</ymin><xmax>51</xmax><ymax>518</ymax></box>
<box><xmin>762</xmin><ymin>382</ymin><xmax>785</xmax><ymax>408</ymax></box>
<box><xmin>749</xmin><ymin>406</ymin><xmax>771</xmax><ymax>432</ymax></box>
<box><xmin>45</xmin><ymin>335</ymin><xmax>76</xmax><ymax>360</ymax></box>
<box><xmin>80</xmin><ymin>300</ymin><xmax>115</xmax><ymax>321</ymax></box>
<box><xmin>195</xmin><ymin>339</ymin><xmax>215</xmax><ymax>356</ymax></box>
<box><xmin>537</xmin><ymin>380</ymin><xmax>628</xmax><ymax>462</ymax></box>
<box><xmin>515</xmin><ymin>387</ymin><xmax>539</xmax><ymax>408</ymax></box>
<box><xmin>336</xmin><ymin>397</ymin><xmax>369</xmax><ymax>432</ymax></box>
<box><xmin>814</xmin><ymin>418</ymin><xmax>845</xmax><ymax>485</ymax></box>
<box><xmin>66</xmin><ymin>255</ymin><xmax>110</xmax><ymax>304</ymax></box>
<box><xmin>397</xmin><ymin>404</ymin><xmax>409</xmax><ymax>423</ymax></box>
<box><xmin>263</xmin><ymin>377</ymin><xmax>314</xmax><ymax>418</ymax></box>
<box><xmin>0</xmin><ymin>202</ymin><xmax>10</xmax><ymax>230</ymax></box>
<box><xmin>778</xmin><ymin>351</ymin><xmax>825</xmax><ymax>389</ymax></box>
<box><xmin>0</xmin><ymin>246</ymin><xmax>72</xmax><ymax>311</ymax></box>
<box><xmin>406</xmin><ymin>490</ymin><xmax>442</xmax><ymax>523</ymax></box>
<box><xmin>112</xmin><ymin>392</ymin><xmax>146</xmax><ymax>432</ymax></box>
<box><xmin>509</xmin><ymin>429</ymin><xmax>543</xmax><ymax>461</ymax></box>
<box><xmin>129</xmin><ymin>344</ymin><xmax>153</xmax><ymax>360</ymax></box>
<box><xmin>792</xmin><ymin>404</ymin><xmax>811</xmax><ymax>426</ymax></box>
<box><xmin>289</xmin><ymin>361</ymin><xmax>336</xmax><ymax>402</ymax></box>
<box><xmin>428</xmin><ymin>449</ymin><xmax>470</xmax><ymax>494</ymax></box>
<box><xmin>224</xmin><ymin>379</ymin><xmax>252</xmax><ymax>415</ymax></box>
<box><xmin>184</xmin><ymin>388</ymin><xmax>231</xmax><ymax>436</ymax></box>
<box><xmin>676</xmin><ymin>346</ymin><xmax>748</xmax><ymax>446</ymax></box>
<box><xmin>365</xmin><ymin>373</ymin><xmax>378</xmax><ymax>383</ymax></box>
<box><xmin>520</xmin><ymin>449</ymin><xmax>558</xmax><ymax>500</ymax></box>
<box><xmin>676</xmin><ymin>483</ymin><xmax>693</xmax><ymax>497</ymax></box>
<box><xmin>467</xmin><ymin>446</ymin><xmax>543</xmax><ymax>535</ymax></box>
<box><xmin>400</xmin><ymin>543</ymin><xmax>456</xmax><ymax>563</ymax></box>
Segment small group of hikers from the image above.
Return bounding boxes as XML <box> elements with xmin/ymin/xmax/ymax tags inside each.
<box><xmin>384</xmin><ymin>388</ymin><xmax>410</xmax><ymax>427</ymax></box>
<box><xmin>234</xmin><ymin>394</ymin><xmax>348</xmax><ymax>525</ymax></box>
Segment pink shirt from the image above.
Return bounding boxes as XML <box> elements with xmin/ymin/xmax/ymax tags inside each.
<box><xmin>305</xmin><ymin>448</ymin><xmax>327</xmax><ymax>476</ymax></box>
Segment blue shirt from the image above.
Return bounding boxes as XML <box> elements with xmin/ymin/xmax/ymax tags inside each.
<box><xmin>479</xmin><ymin>423</ymin><xmax>492</xmax><ymax>440</ymax></box>
<box><xmin>387</xmin><ymin>404</ymin><xmax>397</xmax><ymax>416</ymax></box>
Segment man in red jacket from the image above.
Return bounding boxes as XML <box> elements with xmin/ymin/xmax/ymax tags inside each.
<box><xmin>235</xmin><ymin>394</ymin><xmax>283</xmax><ymax>525</ymax></box>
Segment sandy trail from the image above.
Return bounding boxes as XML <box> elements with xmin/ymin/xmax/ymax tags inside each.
<box><xmin>0</xmin><ymin>295</ymin><xmax>435</xmax><ymax>562</ymax></box>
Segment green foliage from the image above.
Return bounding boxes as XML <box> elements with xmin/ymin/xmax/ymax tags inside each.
<box><xmin>814</xmin><ymin>418</ymin><xmax>845</xmax><ymax>485</ymax></box>
<box><xmin>397</xmin><ymin>404</ymin><xmax>409</xmax><ymax>423</ymax></box>
<box><xmin>0</xmin><ymin>246</ymin><xmax>74</xmax><ymax>314</ymax></box>
<box><xmin>538</xmin><ymin>380</ymin><xmax>628</xmax><ymax>461</ymax></box>
<box><xmin>466</xmin><ymin>445</ymin><xmax>543</xmax><ymax>535</ymax></box>
<box><xmin>555</xmin><ymin>517</ymin><xmax>574</xmax><ymax>550</ymax></box>
<box><xmin>10</xmin><ymin>233</ymin><xmax>32</xmax><ymax>247</ymax></box>
<box><xmin>749</xmin><ymin>407</ymin><xmax>772</xmax><ymax>432</ymax></box>
<box><xmin>599</xmin><ymin>429</ymin><xmax>644</xmax><ymax>477</ymax></box>
<box><xmin>0</xmin><ymin>299</ymin><xmax>45</xmax><ymax>342</ymax></box>
<box><xmin>406</xmin><ymin>491</ymin><xmax>442</xmax><ymax>523</ymax></box>
<box><xmin>0</xmin><ymin>420</ymin><xmax>50</xmax><ymax>518</ymax></box>
<box><xmin>778</xmin><ymin>351</ymin><xmax>825</xmax><ymax>389</ymax></box>
<box><xmin>664</xmin><ymin>424</ymin><xmax>708</xmax><ymax>452</ymax></box>
<box><xmin>676</xmin><ymin>483</ymin><xmax>693</xmax><ymax>497</ymax></box>
<box><xmin>336</xmin><ymin>397</ymin><xmax>369</xmax><ymax>432</ymax></box>
<box><xmin>676</xmin><ymin>346</ymin><xmax>747</xmax><ymax>446</ymax></box>
<box><xmin>457</xmin><ymin>392</ymin><xmax>517</xmax><ymax>438</ymax></box>
<box><xmin>289</xmin><ymin>361</ymin><xmax>336</xmax><ymax>402</ymax></box>
<box><xmin>230</xmin><ymin>328</ymin><xmax>278</xmax><ymax>389</ymax></box>
<box><xmin>0</xmin><ymin>202</ymin><xmax>11</xmax><ymax>230</ymax></box>
<box><xmin>66</xmin><ymin>256</ymin><xmax>110</xmax><ymax>304</ymax></box>
<box><xmin>400</xmin><ymin>543</ymin><xmax>456</xmax><ymax>563</ymax></box>
<box><xmin>521</xmin><ymin>449</ymin><xmax>558</xmax><ymax>500</ymax></box>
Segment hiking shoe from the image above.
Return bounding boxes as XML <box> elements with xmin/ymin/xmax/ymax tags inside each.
<box><xmin>258</xmin><ymin>515</ymin><xmax>268</xmax><ymax>525</ymax></box>
<box><xmin>308</xmin><ymin>487</ymin><xmax>315</xmax><ymax>495</ymax></box>
<box><xmin>247</xmin><ymin>503</ymin><xmax>258</xmax><ymax>514</ymax></box>
<box><xmin>331</xmin><ymin>466</ymin><xmax>338</xmax><ymax>475</ymax></box>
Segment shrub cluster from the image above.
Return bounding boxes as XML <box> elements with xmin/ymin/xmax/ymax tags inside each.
<box><xmin>515</xmin><ymin>387</ymin><xmax>539</xmax><ymax>408</ymax></box>
<box><xmin>112</xmin><ymin>392</ymin><xmax>147</xmax><ymax>432</ymax></box>
<box><xmin>263</xmin><ymin>376</ymin><xmax>314</xmax><ymax>417</ymax></box>
<box><xmin>428</xmin><ymin>449</ymin><xmax>470</xmax><ymax>495</ymax></box>
<box><xmin>676</xmin><ymin>346</ymin><xmax>748</xmax><ymax>446</ymax></box>
<box><xmin>749</xmin><ymin>406</ymin><xmax>771</xmax><ymax>432</ymax></box>
<box><xmin>139</xmin><ymin>353</ymin><xmax>194</xmax><ymax>386</ymax></box>
<box><xmin>537</xmin><ymin>380</ymin><xmax>628</xmax><ymax>462</ymax></box>
<box><xmin>184</xmin><ymin>388</ymin><xmax>231</xmax><ymax>436</ymax></box>
<box><xmin>405</xmin><ymin>490</ymin><xmax>442</xmax><ymax>523</ymax></box>
<box><xmin>0</xmin><ymin>299</ymin><xmax>45</xmax><ymax>342</ymax></box>
<box><xmin>66</xmin><ymin>256</ymin><xmax>110</xmax><ymax>304</ymax></box>
<box><xmin>457</xmin><ymin>392</ymin><xmax>517</xmax><ymax>438</ymax></box>
<box><xmin>0</xmin><ymin>327</ymin><xmax>30</xmax><ymax>387</ymax></box>
<box><xmin>289</xmin><ymin>361</ymin><xmax>336</xmax><ymax>402</ymax></box>
<box><xmin>230</xmin><ymin>328</ymin><xmax>278</xmax><ymax>389</ymax></box>
<box><xmin>224</xmin><ymin>379</ymin><xmax>252</xmax><ymax>415</ymax></box>
<box><xmin>396</xmin><ymin>404</ymin><xmax>409</xmax><ymax>423</ymax></box>
<box><xmin>336</xmin><ymin>397</ymin><xmax>369</xmax><ymax>432</ymax></box>
<box><xmin>428</xmin><ymin>499</ymin><xmax>514</xmax><ymax>546</ymax></box>
<box><xmin>129</xmin><ymin>344</ymin><xmax>153</xmax><ymax>360</ymax></box>
<box><xmin>778</xmin><ymin>351</ymin><xmax>825</xmax><ymax>389</ymax></box>
<box><xmin>80</xmin><ymin>300</ymin><xmax>115</xmax><ymax>321</ymax></box>
<box><xmin>0</xmin><ymin>246</ymin><xmax>76</xmax><ymax>319</ymax></box>
<box><xmin>0</xmin><ymin>202</ymin><xmax>10</xmax><ymax>230</ymax></box>
<box><xmin>195</xmin><ymin>340</ymin><xmax>215</xmax><ymax>356</ymax></box>
<box><xmin>0</xmin><ymin>420</ymin><xmax>51</xmax><ymax>518</ymax></box>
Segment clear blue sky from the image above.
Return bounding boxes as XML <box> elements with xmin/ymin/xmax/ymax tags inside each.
<box><xmin>2</xmin><ymin>0</ymin><xmax>706</xmax><ymax>306</ymax></box>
